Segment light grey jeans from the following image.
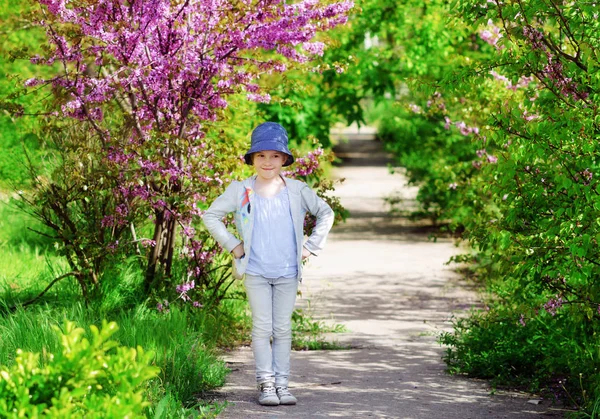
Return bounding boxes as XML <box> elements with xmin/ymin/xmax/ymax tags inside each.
<box><xmin>244</xmin><ymin>274</ymin><xmax>299</xmax><ymax>387</ymax></box>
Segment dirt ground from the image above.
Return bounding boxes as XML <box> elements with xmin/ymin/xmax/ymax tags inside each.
<box><xmin>215</xmin><ymin>130</ymin><xmax>566</xmax><ymax>418</ymax></box>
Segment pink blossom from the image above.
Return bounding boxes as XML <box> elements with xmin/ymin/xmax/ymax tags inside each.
<box><xmin>581</xmin><ymin>168</ymin><xmax>593</xmax><ymax>185</ymax></box>
<box><xmin>479</xmin><ymin>20</ymin><xmax>503</xmax><ymax>49</ymax></box>
<box><xmin>282</xmin><ymin>148</ymin><xmax>324</xmax><ymax>178</ymax></box>
<box><xmin>408</xmin><ymin>103</ymin><xmax>422</xmax><ymax>113</ymax></box>
<box><xmin>302</xmin><ymin>42</ymin><xmax>325</xmax><ymax>56</ymax></box>
<box><xmin>444</xmin><ymin>116</ymin><xmax>452</xmax><ymax>130</ymax></box>
<box><xmin>490</xmin><ymin>71</ymin><xmax>534</xmax><ymax>91</ymax></box>
<box><xmin>101</xmin><ymin>215</ymin><xmax>115</xmax><ymax>227</ymax></box>
<box><xmin>156</xmin><ymin>299</ymin><xmax>170</xmax><ymax>313</ymax></box>
<box><xmin>107</xmin><ymin>240</ymin><xmax>119</xmax><ymax>253</ymax></box>
<box><xmin>543</xmin><ymin>296</ymin><xmax>564</xmax><ymax>316</ymax></box>
<box><xmin>141</xmin><ymin>239</ymin><xmax>157</xmax><ymax>248</ymax></box>
<box><xmin>542</xmin><ymin>58</ymin><xmax>588</xmax><ymax>102</ymax></box>
<box><xmin>523</xmin><ymin>26</ymin><xmax>546</xmax><ymax>51</ymax></box>
<box><xmin>523</xmin><ymin>110</ymin><xmax>540</xmax><ymax>122</ymax></box>
<box><xmin>247</xmin><ymin>93</ymin><xmax>272</xmax><ymax>103</ymax></box>
<box><xmin>24</xmin><ymin>78</ymin><xmax>43</xmax><ymax>87</ymax></box>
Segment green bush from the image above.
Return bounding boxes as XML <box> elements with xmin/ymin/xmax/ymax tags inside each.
<box><xmin>441</xmin><ymin>303</ymin><xmax>600</xmax><ymax>411</ymax></box>
<box><xmin>0</xmin><ymin>320</ymin><xmax>159</xmax><ymax>418</ymax></box>
<box><xmin>348</xmin><ymin>0</ymin><xmax>600</xmax><ymax>414</ymax></box>
<box><xmin>0</xmin><ymin>300</ymin><xmax>237</xmax><ymax>418</ymax></box>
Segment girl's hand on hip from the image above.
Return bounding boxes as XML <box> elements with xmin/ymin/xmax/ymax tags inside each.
<box><xmin>302</xmin><ymin>247</ymin><xmax>312</xmax><ymax>260</ymax></box>
<box><xmin>232</xmin><ymin>243</ymin><xmax>245</xmax><ymax>259</ymax></box>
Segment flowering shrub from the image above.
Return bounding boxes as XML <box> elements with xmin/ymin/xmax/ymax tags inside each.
<box><xmin>361</xmin><ymin>0</ymin><xmax>600</xmax><ymax>411</ymax></box>
<box><xmin>13</xmin><ymin>0</ymin><xmax>352</xmax><ymax>300</ymax></box>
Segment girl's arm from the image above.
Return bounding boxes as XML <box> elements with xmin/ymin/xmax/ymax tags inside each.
<box><xmin>300</xmin><ymin>185</ymin><xmax>335</xmax><ymax>256</ymax></box>
<box><xmin>201</xmin><ymin>182</ymin><xmax>243</xmax><ymax>253</ymax></box>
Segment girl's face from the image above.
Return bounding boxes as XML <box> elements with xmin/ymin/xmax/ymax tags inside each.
<box><xmin>253</xmin><ymin>150</ymin><xmax>286</xmax><ymax>181</ymax></box>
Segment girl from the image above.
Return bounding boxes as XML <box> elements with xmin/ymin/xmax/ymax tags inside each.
<box><xmin>202</xmin><ymin>122</ymin><xmax>334</xmax><ymax>406</ymax></box>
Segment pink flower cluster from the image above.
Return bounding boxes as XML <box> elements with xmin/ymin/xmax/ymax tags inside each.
<box><xmin>523</xmin><ymin>26</ymin><xmax>546</xmax><ymax>51</ymax></box>
<box><xmin>408</xmin><ymin>103</ymin><xmax>422</xmax><ymax>114</ymax></box>
<box><xmin>523</xmin><ymin>26</ymin><xmax>588</xmax><ymax>102</ymax></box>
<box><xmin>426</xmin><ymin>92</ymin><xmax>446</xmax><ymax>112</ymax></box>
<box><xmin>156</xmin><ymin>299</ymin><xmax>169</xmax><ymax>313</ymax></box>
<box><xmin>176</xmin><ymin>280</ymin><xmax>195</xmax><ymax>301</ymax></box>
<box><xmin>444</xmin><ymin>116</ymin><xmax>479</xmax><ymax>136</ymax></box>
<box><xmin>522</xmin><ymin>110</ymin><xmax>540</xmax><ymax>122</ymax></box>
<box><xmin>473</xmin><ymin>149</ymin><xmax>498</xmax><ymax>166</ymax></box>
<box><xmin>185</xmin><ymin>238</ymin><xmax>219</xmax><ymax>282</ymax></box>
<box><xmin>283</xmin><ymin>148</ymin><xmax>325</xmax><ymax>178</ymax></box>
<box><xmin>542</xmin><ymin>58</ymin><xmax>588</xmax><ymax>102</ymax></box>
<box><xmin>31</xmin><ymin>0</ymin><xmax>353</xmax><ymax>138</ymax></box>
<box><xmin>580</xmin><ymin>168</ymin><xmax>593</xmax><ymax>186</ymax></box>
<box><xmin>490</xmin><ymin>71</ymin><xmax>534</xmax><ymax>91</ymax></box>
<box><xmin>543</xmin><ymin>296</ymin><xmax>564</xmax><ymax>316</ymax></box>
<box><xmin>479</xmin><ymin>20</ymin><xmax>503</xmax><ymax>49</ymax></box>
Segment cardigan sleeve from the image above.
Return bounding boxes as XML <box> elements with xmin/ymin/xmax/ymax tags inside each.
<box><xmin>201</xmin><ymin>181</ymin><xmax>243</xmax><ymax>252</ymax></box>
<box><xmin>300</xmin><ymin>184</ymin><xmax>334</xmax><ymax>255</ymax></box>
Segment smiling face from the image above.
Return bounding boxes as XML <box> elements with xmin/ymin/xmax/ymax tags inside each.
<box><xmin>252</xmin><ymin>150</ymin><xmax>287</xmax><ymax>181</ymax></box>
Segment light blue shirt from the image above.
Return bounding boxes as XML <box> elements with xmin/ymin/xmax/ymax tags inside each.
<box><xmin>246</xmin><ymin>187</ymin><xmax>298</xmax><ymax>278</ymax></box>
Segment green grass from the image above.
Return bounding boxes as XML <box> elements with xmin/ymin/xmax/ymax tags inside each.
<box><xmin>0</xmin><ymin>297</ymin><xmax>244</xmax><ymax>417</ymax></box>
<box><xmin>0</xmin><ymin>200</ymin><xmax>250</xmax><ymax>417</ymax></box>
<box><xmin>0</xmin><ymin>302</ymin><xmax>234</xmax><ymax>417</ymax></box>
<box><xmin>291</xmin><ymin>306</ymin><xmax>350</xmax><ymax>351</ymax></box>
<box><xmin>0</xmin><ymin>200</ymin><xmax>75</xmax><ymax>307</ymax></box>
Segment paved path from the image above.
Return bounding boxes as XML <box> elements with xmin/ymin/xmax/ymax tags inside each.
<box><xmin>216</xmin><ymin>131</ymin><xmax>565</xmax><ymax>418</ymax></box>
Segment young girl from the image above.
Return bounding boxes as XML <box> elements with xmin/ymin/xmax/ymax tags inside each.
<box><xmin>202</xmin><ymin>122</ymin><xmax>334</xmax><ymax>406</ymax></box>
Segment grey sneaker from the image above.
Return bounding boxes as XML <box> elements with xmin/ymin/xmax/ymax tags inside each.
<box><xmin>258</xmin><ymin>382</ymin><xmax>279</xmax><ymax>406</ymax></box>
<box><xmin>276</xmin><ymin>386</ymin><xmax>297</xmax><ymax>405</ymax></box>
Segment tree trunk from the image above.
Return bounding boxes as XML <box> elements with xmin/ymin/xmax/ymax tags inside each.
<box><xmin>144</xmin><ymin>208</ymin><xmax>178</xmax><ymax>293</ymax></box>
<box><xmin>145</xmin><ymin>209</ymin><xmax>164</xmax><ymax>292</ymax></box>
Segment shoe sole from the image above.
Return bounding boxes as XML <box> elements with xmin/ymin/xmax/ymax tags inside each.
<box><xmin>259</xmin><ymin>399</ymin><xmax>280</xmax><ymax>406</ymax></box>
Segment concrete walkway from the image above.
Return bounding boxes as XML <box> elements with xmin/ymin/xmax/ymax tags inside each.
<box><xmin>216</xmin><ymin>131</ymin><xmax>565</xmax><ymax>418</ymax></box>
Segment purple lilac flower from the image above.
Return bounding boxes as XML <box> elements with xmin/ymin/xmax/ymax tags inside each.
<box><xmin>581</xmin><ymin>168</ymin><xmax>593</xmax><ymax>185</ymax></box>
<box><xmin>176</xmin><ymin>280</ymin><xmax>195</xmax><ymax>294</ymax></box>
<box><xmin>543</xmin><ymin>296</ymin><xmax>564</xmax><ymax>316</ymax></box>
<box><xmin>479</xmin><ymin>20</ymin><xmax>503</xmax><ymax>49</ymax></box>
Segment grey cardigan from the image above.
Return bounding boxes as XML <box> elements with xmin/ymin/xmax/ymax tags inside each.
<box><xmin>202</xmin><ymin>175</ymin><xmax>334</xmax><ymax>280</ymax></box>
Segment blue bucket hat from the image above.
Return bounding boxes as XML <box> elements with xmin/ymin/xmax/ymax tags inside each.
<box><xmin>244</xmin><ymin>122</ymin><xmax>294</xmax><ymax>167</ymax></box>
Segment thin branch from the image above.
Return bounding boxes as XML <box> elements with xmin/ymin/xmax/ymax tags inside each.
<box><xmin>8</xmin><ymin>271</ymin><xmax>81</xmax><ymax>312</ymax></box>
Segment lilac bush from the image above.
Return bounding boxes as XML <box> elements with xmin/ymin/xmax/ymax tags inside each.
<box><xmin>20</xmin><ymin>0</ymin><xmax>352</xmax><ymax>299</ymax></box>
